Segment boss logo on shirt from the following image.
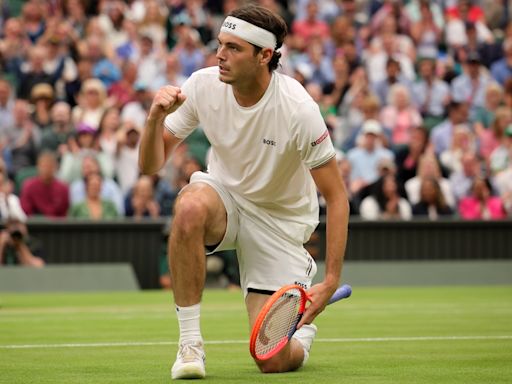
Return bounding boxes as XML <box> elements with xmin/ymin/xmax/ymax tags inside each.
<box><xmin>262</xmin><ymin>138</ymin><xmax>276</xmax><ymax>146</ymax></box>
<box><xmin>223</xmin><ymin>21</ymin><xmax>236</xmax><ymax>30</ymax></box>
<box><xmin>311</xmin><ymin>130</ymin><xmax>329</xmax><ymax>147</ymax></box>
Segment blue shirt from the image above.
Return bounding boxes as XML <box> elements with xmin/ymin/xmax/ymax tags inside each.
<box><xmin>451</xmin><ymin>73</ymin><xmax>494</xmax><ymax>115</ymax></box>
<box><xmin>70</xmin><ymin>178</ymin><xmax>125</xmax><ymax>215</ymax></box>
<box><xmin>412</xmin><ymin>79</ymin><xmax>450</xmax><ymax>117</ymax></box>
<box><xmin>430</xmin><ymin>119</ymin><xmax>453</xmax><ymax>155</ymax></box>
<box><xmin>347</xmin><ymin>146</ymin><xmax>394</xmax><ymax>184</ymax></box>
<box><xmin>490</xmin><ymin>59</ymin><xmax>512</xmax><ymax>86</ymax></box>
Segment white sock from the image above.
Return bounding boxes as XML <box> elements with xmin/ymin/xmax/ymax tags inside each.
<box><xmin>176</xmin><ymin>303</ymin><xmax>202</xmax><ymax>344</ymax></box>
<box><xmin>293</xmin><ymin>324</ymin><xmax>317</xmax><ymax>367</ymax></box>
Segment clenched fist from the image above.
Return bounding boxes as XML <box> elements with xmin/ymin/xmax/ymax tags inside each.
<box><xmin>148</xmin><ymin>85</ymin><xmax>187</xmax><ymax>121</ymax></box>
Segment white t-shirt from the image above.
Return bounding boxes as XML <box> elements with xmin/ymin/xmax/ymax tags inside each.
<box><xmin>164</xmin><ymin>66</ymin><xmax>335</xmax><ymax>243</ymax></box>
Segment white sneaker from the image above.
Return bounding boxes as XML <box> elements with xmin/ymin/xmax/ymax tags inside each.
<box><xmin>171</xmin><ymin>340</ymin><xmax>206</xmax><ymax>380</ymax></box>
<box><xmin>292</xmin><ymin>324</ymin><xmax>317</xmax><ymax>366</ymax></box>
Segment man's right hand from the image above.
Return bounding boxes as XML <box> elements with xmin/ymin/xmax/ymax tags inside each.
<box><xmin>148</xmin><ymin>86</ymin><xmax>187</xmax><ymax>121</ymax></box>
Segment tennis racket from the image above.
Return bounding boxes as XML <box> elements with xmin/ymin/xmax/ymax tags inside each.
<box><xmin>249</xmin><ymin>284</ymin><xmax>352</xmax><ymax>361</ymax></box>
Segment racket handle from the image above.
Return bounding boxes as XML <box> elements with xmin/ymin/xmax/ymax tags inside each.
<box><xmin>328</xmin><ymin>284</ymin><xmax>352</xmax><ymax>305</ymax></box>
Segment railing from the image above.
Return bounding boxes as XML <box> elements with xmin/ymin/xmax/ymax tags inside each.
<box><xmin>21</xmin><ymin>218</ymin><xmax>512</xmax><ymax>289</ymax></box>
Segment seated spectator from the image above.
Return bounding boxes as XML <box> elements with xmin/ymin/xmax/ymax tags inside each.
<box><xmin>71</xmin><ymin>78</ymin><xmax>108</xmax><ymax>130</ymax></box>
<box><xmin>30</xmin><ymin>83</ymin><xmax>55</xmax><ymax>129</ymax></box>
<box><xmin>477</xmin><ymin>107</ymin><xmax>511</xmax><ymax>163</ymax></box>
<box><xmin>2</xmin><ymin>99</ymin><xmax>41</xmax><ymax>177</ymax></box>
<box><xmin>449</xmin><ymin>151</ymin><xmax>482</xmax><ymax>204</ymax></box>
<box><xmin>115</xmin><ymin>122</ymin><xmax>141</xmax><ymax>194</ymax></box>
<box><xmin>97</xmin><ymin>107</ymin><xmax>122</xmax><ymax>162</ymax></box>
<box><xmin>0</xmin><ymin>79</ymin><xmax>14</xmax><ymax>129</ymax></box>
<box><xmin>359</xmin><ymin>174</ymin><xmax>412</xmax><ymax>220</ymax></box>
<box><xmin>40</xmin><ymin>101</ymin><xmax>74</xmax><ymax>159</ymax></box>
<box><xmin>431</xmin><ymin>101</ymin><xmax>470</xmax><ymax>156</ymax></box>
<box><xmin>125</xmin><ymin>175</ymin><xmax>160</xmax><ymax>218</ymax></box>
<box><xmin>68</xmin><ymin>172</ymin><xmax>119</xmax><ymax>219</ymax></box>
<box><xmin>490</xmin><ymin>38</ymin><xmax>512</xmax><ymax>86</ymax></box>
<box><xmin>372</xmin><ymin>56</ymin><xmax>413</xmax><ymax>107</ymax></box>
<box><xmin>405</xmin><ymin>154</ymin><xmax>455</xmax><ymax>208</ymax></box>
<box><xmin>347</xmin><ymin>119</ymin><xmax>394</xmax><ymax>197</ymax></box>
<box><xmin>411</xmin><ymin>56</ymin><xmax>451</xmax><ymax>130</ymax></box>
<box><xmin>440</xmin><ymin>124</ymin><xmax>476</xmax><ymax>174</ymax></box>
<box><xmin>69</xmin><ymin>155</ymin><xmax>124</xmax><ymax>215</ymax></box>
<box><xmin>459</xmin><ymin>177</ymin><xmax>506</xmax><ymax>220</ymax></box>
<box><xmin>20</xmin><ymin>152</ymin><xmax>69</xmax><ymax>217</ymax></box>
<box><xmin>489</xmin><ymin>124</ymin><xmax>512</xmax><ymax>175</ymax></box>
<box><xmin>412</xmin><ymin>176</ymin><xmax>454</xmax><ymax>220</ymax></box>
<box><xmin>379</xmin><ymin>83</ymin><xmax>422</xmax><ymax>148</ymax></box>
<box><xmin>58</xmin><ymin>122</ymin><xmax>114</xmax><ymax>183</ymax></box>
<box><xmin>395</xmin><ymin>126</ymin><xmax>430</xmax><ymax>184</ymax></box>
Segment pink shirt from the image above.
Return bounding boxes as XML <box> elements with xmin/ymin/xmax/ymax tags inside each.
<box><xmin>380</xmin><ymin>107</ymin><xmax>423</xmax><ymax>146</ymax></box>
<box><xmin>458</xmin><ymin>197</ymin><xmax>506</xmax><ymax>220</ymax></box>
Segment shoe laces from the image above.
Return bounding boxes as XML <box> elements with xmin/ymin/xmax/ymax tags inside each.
<box><xmin>178</xmin><ymin>341</ymin><xmax>205</xmax><ymax>363</ymax></box>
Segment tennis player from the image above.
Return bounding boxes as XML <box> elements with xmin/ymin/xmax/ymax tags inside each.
<box><xmin>139</xmin><ymin>5</ymin><xmax>349</xmax><ymax>379</ymax></box>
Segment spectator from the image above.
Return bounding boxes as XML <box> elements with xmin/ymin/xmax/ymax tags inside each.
<box><xmin>459</xmin><ymin>177</ymin><xmax>506</xmax><ymax>220</ymax></box>
<box><xmin>372</xmin><ymin>55</ymin><xmax>413</xmax><ymax>107</ymax></box>
<box><xmin>291</xmin><ymin>0</ymin><xmax>331</xmax><ymax>50</ymax></box>
<box><xmin>115</xmin><ymin>122</ymin><xmax>141</xmax><ymax>194</ymax></box>
<box><xmin>68</xmin><ymin>172</ymin><xmax>119</xmax><ymax>219</ymax></box>
<box><xmin>174</xmin><ymin>26</ymin><xmax>205</xmax><ymax>78</ymax></box>
<box><xmin>477</xmin><ymin>106</ymin><xmax>512</xmax><ymax>163</ymax></box>
<box><xmin>359</xmin><ymin>174</ymin><xmax>412</xmax><ymax>220</ymax></box>
<box><xmin>153</xmin><ymin>51</ymin><xmax>188</xmax><ymax>90</ymax></box>
<box><xmin>346</xmin><ymin>119</ymin><xmax>394</xmax><ymax>197</ymax></box>
<box><xmin>69</xmin><ymin>155</ymin><xmax>124</xmax><ymax>216</ymax></box>
<box><xmin>489</xmin><ymin>124</ymin><xmax>512</xmax><ymax>175</ymax></box>
<box><xmin>430</xmin><ymin>101</ymin><xmax>470</xmax><ymax>155</ymax></box>
<box><xmin>20</xmin><ymin>151</ymin><xmax>69</xmax><ymax>217</ymax></box>
<box><xmin>71</xmin><ymin>78</ymin><xmax>108</xmax><ymax>130</ymax></box>
<box><xmin>97</xmin><ymin>107</ymin><xmax>122</xmax><ymax>163</ymax></box>
<box><xmin>450</xmin><ymin>51</ymin><xmax>496</xmax><ymax>119</ymax></box>
<box><xmin>395</xmin><ymin>125</ymin><xmax>430</xmax><ymax>184</ymax></box>
<box><xmin>440</xmin><ymin>124</ymin><xmax>476</xmax><ymax>174</ymax></box>
<box><xmin>412</xmin><ymin>176</ymin><xmax>454</xmax><ymax>219</ymax></box>
<box><xmin>58</xmin><ymin>122</ymin><xmax>114</xmax><ymax>183</ymax></box>
<box><xmin>409</xmin><ymin>0</ymin><xmax>443</xmax><ymax>58</ymax></box>
<box><xmin>412</xmin><ymin>56</ymin><xmax>451</xmax><ymax>130</ymax></box>
<box><xmin>30</xmin><ymin>83</ymin><xmax>54</xmax><ymax>129</ymax></box>
<box><xmin>0</xmin><ymin>18</ymin><xmax>31</xmax><ymax>71</ymax></box>
<box><xmin>449</xmin><ymin>150</ymin><xmax>482</xmax><ymax>204</ymax></box>
<box><xmin>0</xmin><ymin>79</ymin><xmax>14</xmax><ymax>129</ymax></box>
<box><xmin>472</xmin><ymin>83</ymin><xmax>504</xmax><ymax>138</ymax></box>
<box><xmin>134</xmin><ymin>33</ymin><xmax>166</xmax><ymax>91</ymax></box>
<box><xmin>490</xmin><ymin>38</ymin><xmax>512</xmax><ymax>86</ymax></box>
<box><xmin>2</xmin><ymin>99</ymin><xmax>41</xmax><ymax>177</ymax></box>
<box><xmin>108</xmin><ymin>61</ymin><xmax>137</xmax><ymax>110</ymax></box>
<box><xmin>379</xmin><ymin>83</ymin><xmax>422</xmax><ymax>148</ymax></box>
<box><xmin>405</xmin><ymin>153</ymin><xmax>455</xmax><ymax>209</ymax></box>
<box><xmin>125</xmin><ymin>175</ymin><xmax>160</xmax><ymax>218</ymax></box>
<box><xmin>40</xmin><ymin>101</ymin><xmax>74</xmax><ymax>158</ymax></box>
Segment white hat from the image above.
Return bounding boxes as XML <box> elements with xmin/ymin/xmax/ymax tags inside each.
<box><xmin>361</xmin><ymin>119</ymin><xmax>382</xmax><ymax>135</ymax></box>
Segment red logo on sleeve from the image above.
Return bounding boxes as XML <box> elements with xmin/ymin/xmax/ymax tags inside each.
<box><xmin>311</xmin><ymin>130</ymin><xmax>329</xmax><ymax>147</ymax></box>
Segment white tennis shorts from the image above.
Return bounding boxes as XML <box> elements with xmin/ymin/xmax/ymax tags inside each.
<box><xmin>189</xmin><ymin>172</ymin><xmax>317</xmax><ymax>296</ymax></box>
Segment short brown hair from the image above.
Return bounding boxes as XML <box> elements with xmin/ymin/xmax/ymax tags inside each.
<box><xmin>229</xmin><ymin>5</ymin><xmax>287</xmax><ymax>72</ymax></box>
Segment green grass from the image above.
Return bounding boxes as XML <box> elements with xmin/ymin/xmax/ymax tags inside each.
<box><xmin>1</xmin><ymin>286</ymin><xmax>511</xmax><ymax>383</ymax></box>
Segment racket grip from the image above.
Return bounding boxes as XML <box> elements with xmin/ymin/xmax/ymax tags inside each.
<box><xmin>328</xmin><ymin>284</ymin><xmax>352</xmax><ymax>305</ymax></box>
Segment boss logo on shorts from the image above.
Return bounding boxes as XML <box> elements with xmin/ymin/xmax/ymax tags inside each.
<box><xmin>262</xmin><ymin>138</ymin><xmax>276</xmax><ymax>146</ymax></box>
<box><xmin>223</xmin><ymin>21</ymin><xmax>236</xmax><ymax>30</ymax></box>
<box><xmin>294</xmin><ymin>281</ymin><xmax>309</xmax><ymax>289</ymax></box>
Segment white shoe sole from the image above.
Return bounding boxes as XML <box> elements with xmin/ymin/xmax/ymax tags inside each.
<box><xmin>171</xmin><ymin>363</ymin><xmax>206</xmax><ymax>380</ymax></box>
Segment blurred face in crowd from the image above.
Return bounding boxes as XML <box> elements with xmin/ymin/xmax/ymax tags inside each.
<box><xmin>472</xmin><ymin>178</ymin><xmax>490</xmax><ymax>201</ymax></box>
<box><xmin>13</xmin><ymin>100</ymin><xmax>30</xmax><ymax>125</ymax></box>
<box><xmin>81</xmin><ymin>156</ymin><xmax>101</xmax><ymax>177</ymax></box>
<box><xmin>0</xmin><ymin>80</ymin><xmax>11</xmax><ymax>107</ymax></box>
<box><xmin>85</xmin><ymin>173</ymin><xmax>103</xmax><ymax>200</ymax></box>
<box><xmin>420</xmin><ymin>178</ymin><xmax>439</xmax><ymax>204</ymax></box>
<box><xmin>51</xmin><ymin>102</ymin><xmax>71</xmax><ymax>127</ymax></box>
<box><xmin>37</xmin><ymin>154</ymin><xmax>57</xmax><ymax>182</ymax></box>
<box><xmin>382</xmin><ymin>175</ymin><xmax>398</xmax><ymax>198</ymax></box>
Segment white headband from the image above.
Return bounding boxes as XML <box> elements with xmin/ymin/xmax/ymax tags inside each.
<box><xmin>220</xmin><ymin>16</ymin><xmax>277</xmax><ymax>50</ymax></box>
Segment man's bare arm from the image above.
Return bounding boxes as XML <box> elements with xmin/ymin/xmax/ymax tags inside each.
<box><xmin>138</xmin><ymin>86</ymin><xmax>187</xmax><ymax>175</ymax></box>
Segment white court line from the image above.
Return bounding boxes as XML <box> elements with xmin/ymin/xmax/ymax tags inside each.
<box><xmin>1</xmin><ymin>336</ymin><xmax>511</xmax><ymax>349</ymax></box>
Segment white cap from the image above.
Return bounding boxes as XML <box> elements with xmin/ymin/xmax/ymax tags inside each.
<box><xmin>361</xmin><ymin>119</ymin><xmax>382</xmax><ymax>135</ymax></box>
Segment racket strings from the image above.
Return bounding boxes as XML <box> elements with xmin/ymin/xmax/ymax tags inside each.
<box><xmin>255</xmin><ymin>288</ymin><xmax>302</xmax><ymax>357</ymax></box>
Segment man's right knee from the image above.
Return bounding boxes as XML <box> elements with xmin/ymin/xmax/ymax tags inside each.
<box><xmin>172</xmin><ymin>192</ymin><xmax>209</xmax><ymax>235</ymax></box>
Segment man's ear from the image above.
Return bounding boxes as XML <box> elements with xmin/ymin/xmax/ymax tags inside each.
<box><xmin>259</xmin><ymin>48</ymin><xmax>273</xmax><ymax>66</ymax></box>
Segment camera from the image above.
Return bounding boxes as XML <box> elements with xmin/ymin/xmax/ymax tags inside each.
<box><xmin>9</xmin><ymin>229</ymin><xmax>24</xmax><ymax>241</ymax></box>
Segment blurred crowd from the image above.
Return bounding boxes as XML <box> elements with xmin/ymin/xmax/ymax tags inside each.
<box><xmin>0</xmin><ymin>0</ymin><xmax>511</xmax><ymax>227</ymax></box>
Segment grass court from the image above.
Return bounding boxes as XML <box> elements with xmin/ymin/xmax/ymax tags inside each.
<box><xmin>1</xmin><ymin>286</ymin><xmax>511</xmax><ymax>383</ymax></box>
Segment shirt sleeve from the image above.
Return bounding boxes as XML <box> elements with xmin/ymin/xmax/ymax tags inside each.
<box><xmin>291</xmin><ymin>99</ymin><xmax>336</xmax><ymax>169</ymax></box>
<box><xmin>163</xmin><ymin>74</ymin><xmax>200</xmax><ymax>140</ymax></box>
